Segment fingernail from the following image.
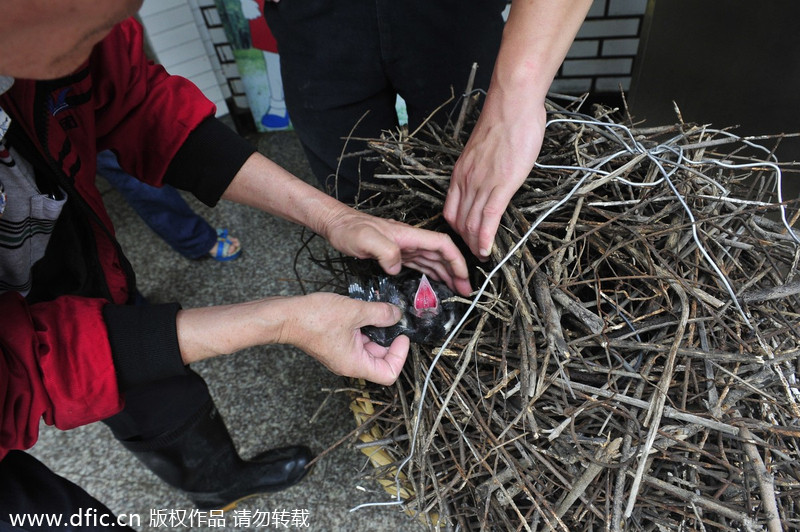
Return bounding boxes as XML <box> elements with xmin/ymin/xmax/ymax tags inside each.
<box><xmin>480</xmin><ymin>248</ymin><xmax>490</xmax><ymax>257</ymax></box>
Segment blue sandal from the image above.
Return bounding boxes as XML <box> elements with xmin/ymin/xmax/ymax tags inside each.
<box><xmin>209</xmin><ymin>228</ymin><xmax>242</xmax><ymax>262</ymax></box>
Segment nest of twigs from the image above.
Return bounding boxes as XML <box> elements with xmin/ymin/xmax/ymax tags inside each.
<box><xmin>299</xmin><ymin>94</ymin><xmax>800</xmax><ymax>531</ymax></box>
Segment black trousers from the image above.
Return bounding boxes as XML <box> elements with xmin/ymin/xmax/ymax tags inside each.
<box><xmin>0</xmin><ymin>451</ymin><xmax>133</xmax><ymax>532</ymax></box>
<box><xmin>264</xmin><ymin>0</ymin><xmax>507</xmax><ymax>203</ymax></box>
<box><xmin>0</xmin><ymin>371</ymin><xmax>211</xmax><ymax>530</ymax></box>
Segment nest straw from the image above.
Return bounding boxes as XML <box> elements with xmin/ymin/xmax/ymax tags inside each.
<box><xmin>298</xmin><ymin>94</ymin><xmax>800</xmax><ymax>531</ymax></box>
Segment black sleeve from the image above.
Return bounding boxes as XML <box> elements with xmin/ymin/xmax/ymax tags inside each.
<box><xmin>163</xmin><ymin>117</ymin><xmax>257</xmax><ymax>207</ymax></box>
<box><xmin>103</xmin><ymin>303</ymin><xmax>188</xmax><ymax>391</ymax></box>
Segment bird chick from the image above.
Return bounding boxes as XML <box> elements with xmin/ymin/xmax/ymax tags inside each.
<box><xmin>348</xmin><ymin>273</ymin><xmax>460</xmax><ymax>347</ymax></box>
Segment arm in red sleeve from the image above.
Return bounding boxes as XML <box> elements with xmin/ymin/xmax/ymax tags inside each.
<box><xmin>93</xmin><ymin>18</ymin><xmax>218</xmax><ymax>190</ymax></box>
<box><xmin>92</xmin><ymin>20</ymin><xmax>256</xmax><ymax>208</ymax></box>
<box><xmin>0</xmin><ymin>294</ymin><xmax>194</xmax><ymax>459</ymax></box>
<box><xmin>0</xmin><ymin>293</ymin><xmax>123</xmax><ymax>459</ymax></box>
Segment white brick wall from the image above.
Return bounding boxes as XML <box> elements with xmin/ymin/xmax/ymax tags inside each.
<box><xmin>135</xmin><ymin>0</ymin><xmax>647</xmax><ymax>118</ymax></box>
<box><xmin>188</xmin><ymin>0</ymin><xmax>249</xmax><ymax>110</ymax></box>
<box><xmin>187</xmin><ymin>0</ymin><xmax>235</xmax><ymax>102</ymax></box>
<box><xmin>138</xmin><ymin>0</ymin><xmax>229</xmax><ymax>116</ymax></box>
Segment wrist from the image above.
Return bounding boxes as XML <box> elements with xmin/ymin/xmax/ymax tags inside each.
<box><xmin>488</xmin><ymin>58</ymin><xmax>551</xmax><ymax>113</ymax></box>
<box><xmin>270</xmin><ymin>296</ymin><xmax>300</xmax><ymax>347</ymax></box>
<box><xmin>314</xmin><ymin>202</ymin><xmax>353</xmax><ymax>242</ymax></box>
<box><xmin>176</xmin><ymin>297</ymin><xmax>292</xmax><ymax>364</ymax></box>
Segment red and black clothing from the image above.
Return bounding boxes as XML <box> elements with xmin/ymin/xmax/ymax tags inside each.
<box><xmin>0</xmin><ymin>18</ymin><xmax>254</xmax><ymax>459</ymax></box>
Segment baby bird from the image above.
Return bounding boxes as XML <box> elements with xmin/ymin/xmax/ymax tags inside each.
<box><xmin>348</xmin><ymin>273</ymin><xmax>459</xmax><ymax>347</ymax></box>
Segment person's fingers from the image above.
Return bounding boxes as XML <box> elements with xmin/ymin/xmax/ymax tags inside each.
<box><xmin>362</xmin><ymin>334</ymin><xmax>409</xmax><ymax>385</ymax></box>
<box><xmin>382</xmin><ymin>335</ymin><xmax>410</xmax><ymax>384</ymax></box>
<box><xmin>358</xmin><ymin>228</ymin><xmax>403</xmax><ymax>275</ymax></box>
<box><xmin>455</xmin><ymin>192</ymin><xmax>476</xmax><ymax>248</ymax></box>
<box><xmin>326</xmin><ymin>213</ymin><xmax>470</xmax><ymax>293</ymax></box>
<box><xmin>428</xmin><ymin>232</ymin><xmax>468</xmax><ymax>280</ymax></box>
<box><xmin>446</xmin><ymin>160</ymin><xmax>496</xmax><ymax>261</ymax></box>
<box><xmin>357</xmin><ymin>301</ymin><xmax>402</xmax><ymax>329</ymax></box>
<box><xmin>402</xmin><ymin>257</ymin><xmax>471</xmax><ymax>296</ymax></box>
<box><xmin>474</xmin><ymin>188</ymin><xmax>508</xmax><ymax>259</ymax></box>
<box><xmin>443</xmin><ymin>181</ymin><xmax>462</xmax><ymax>228</ymax></box>
<box><xmin>458</xmin><ymin>186</ymin><xmax>495</xmax><ymax>259</ymax></box>
<box><xmin>400</xmin><ymin>255</ymin><xmax>465</xmax><ymax>293</ymax></box>
<box><xmin>390</xmin><ymin>226</ymin><xmax>471</xmax><ymax>293</ymax></box>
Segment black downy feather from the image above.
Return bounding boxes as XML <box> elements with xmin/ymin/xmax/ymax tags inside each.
<box><xmin>349</xmin><ymin>272</ymin><xmax>460</xmax><ymax>347</ymax></box>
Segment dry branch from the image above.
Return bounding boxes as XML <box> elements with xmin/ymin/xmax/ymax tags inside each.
<box><xmin>298</xmin><ymin>95</ymin><xmax>800</xmax><ymax>531</ymax></box>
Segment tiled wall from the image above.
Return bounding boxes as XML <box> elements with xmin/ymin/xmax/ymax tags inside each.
<box><xmin>139</xmin><ymin>0</ymin><xmax>648</xmax><ymax>119</ymax></box>
<box><xmin>551</xmin><ymin>0</ymin><xmax>647</xmax><ymax>94</ymax></box>
<box><xmin>138</xmin><ymin>0</ymin><xmax>229</xmax><ymax>115</ymax></box>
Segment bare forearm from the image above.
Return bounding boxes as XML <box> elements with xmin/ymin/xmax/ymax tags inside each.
<box><xmin>176</xmin><ymin>298</ymin><xmax>291</xmax><ymax>364</ymax></box>
<box><xmin>220</xmin><ymin>151</ymin><xmax>350</xmax><ymax>238</ymax></box>
<box><xmin>219</xmin><ymin>151</ymin><xmax>471</xmax><ymax>294</ymax></box>
<box><xmin>174</xmin><ymin>293</ymin><xmax>409</xmax><ymax>385</ymax></box>
<box><xmin>444</xmin><ymin>0</ymin><xmax>592</xmax><ymax>259</ymax></box>
<box><xmin>494</xmin><ymin>0</ymin><xmax>593</xmax><ymax>99</ymax></box>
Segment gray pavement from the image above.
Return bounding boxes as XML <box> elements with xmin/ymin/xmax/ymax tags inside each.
<box><xmin>28</xmin><ymin>128</ymin><xmax>420</xmax><ymax>532</ymax></box>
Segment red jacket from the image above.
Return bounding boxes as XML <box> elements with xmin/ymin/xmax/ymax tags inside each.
<box><xmin>0</xmin><ymin>19</ymin><xmax>255</xmax><ymax>459</ymax></box>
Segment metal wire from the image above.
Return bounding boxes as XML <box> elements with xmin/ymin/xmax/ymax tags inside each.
<box><xmin>351</xmin><ymin>110</ymin><xmax>799</xmax><ymax>515</ymax></box>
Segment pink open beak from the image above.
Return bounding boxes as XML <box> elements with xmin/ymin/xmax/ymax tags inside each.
<box><xmin>413</xmin><ymin>274</ymin><xmax>440</xmax><ymax>315</ymax></box>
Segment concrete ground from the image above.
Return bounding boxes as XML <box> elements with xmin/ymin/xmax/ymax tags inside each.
<box><xmin>28</xmin><ymin>128</ymin><xmax>420</xmax><ymax>531</ymax></box>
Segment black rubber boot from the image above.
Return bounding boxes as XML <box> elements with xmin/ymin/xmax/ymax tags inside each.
<box><xmin>118</xmin><ymin>400</ymin><xmax>313</xmax><ymax>510</ymax></box>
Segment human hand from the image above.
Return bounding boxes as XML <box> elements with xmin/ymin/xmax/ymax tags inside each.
<box><xmin>322</xmin><ymin>210</ymin><xmax>472</xmax><ymax>297</ymax></box>
<box><xmin>222</xmin><ymin>154</ymin><xmax>469</xmax><ymax>296</ymax></box>
<box><xmin>176</xmin><ymin>294</ymin><xmax>407</xmax><ymax>385</ymax></box>
<box><xmin>240</xmin><ymin>0</ymin><xmax>262</xmax><ymax>19</ymax></box>
<box><xmin>444</xmin><ymin>99</ymin><xmax>546</xmax><ymax>260</ymax></box>
<box><xmin>279</xmin><ymin>293</ymin><xmax>410</xmax><ymax>385</ymax></box>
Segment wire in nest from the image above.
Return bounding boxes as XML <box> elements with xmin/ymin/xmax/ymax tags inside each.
<box><xmin>351</xmin><ymin>131</ymin><xmax>599</xmax><ymax>514</ymax></box>
<box><xmin>350</xmin><ymin>111</ymin><xmax>800</xmax><ymax>515</ymax></box>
